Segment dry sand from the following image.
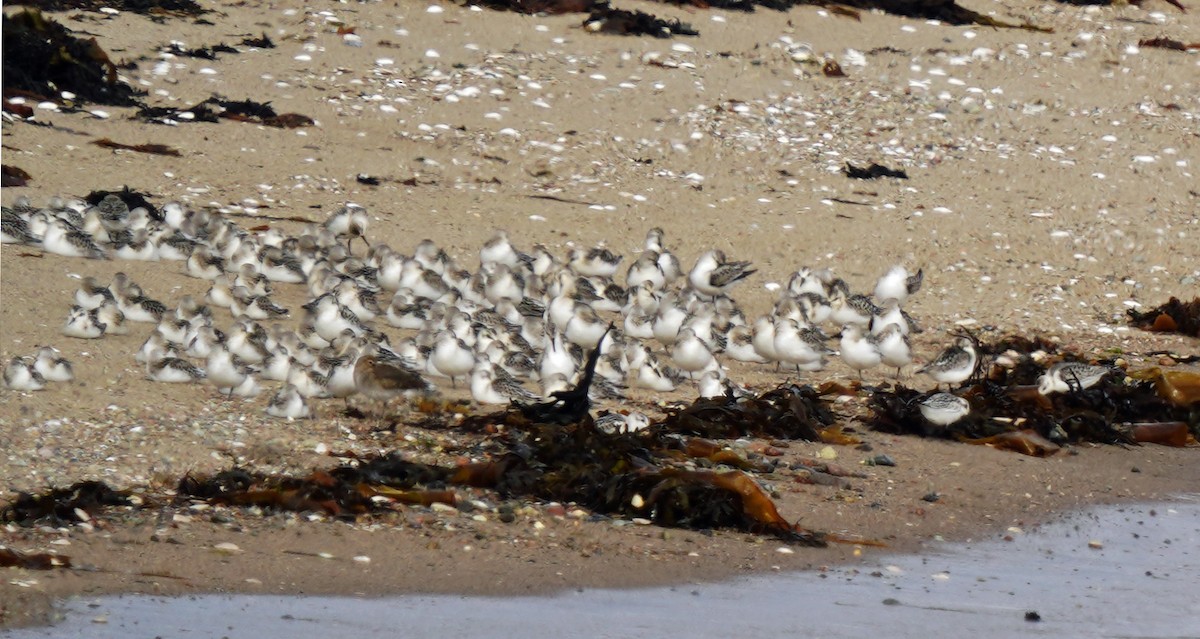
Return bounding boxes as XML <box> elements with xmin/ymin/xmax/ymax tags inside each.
<box><xmin>2</xmin><ymin>0</ymin><xmax>1199</xmax><ymax>628</ymax></box>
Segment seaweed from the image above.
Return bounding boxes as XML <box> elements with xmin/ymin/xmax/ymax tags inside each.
<box><xmin>8</xmin><ymin>0</ymin><xmax>205</xmax><ymax>16</ymax></box>
<box><xmin>84</xmin><ymin>186</ymin><xmax>161</xmax><ymax>220</ymax></box>
<box><xmin>866</xmin><ymin>335</ymin><xmax>1198</xmax><ymax>454</ymax></box>
<box><xmin>1</xmin><ymin>480</ymin><xmax>131</xmax><ymax>526</ymax></box>
<box><xmin>1</xmin><ymin>9</ymin><xmax>143</xmax><ymax>107</ymax></box>
<box><xmin>2</xmin><ymin>165</ymin><xmax>32</xmax><ymax>187</ymax></box>
<box><xmin>92</xmin><ymin>138</ymin><xmax>181</xmax><ymax>156</ymax></box>
<box><xmin>844</xmin><ymin>162</ymin><xmax>908</xmax><ymax>180</ymax></box>
<box><xmin>1127</xmin><ymin>297</ymin><xmax>1200</xmax><ymax>337</ymax></box>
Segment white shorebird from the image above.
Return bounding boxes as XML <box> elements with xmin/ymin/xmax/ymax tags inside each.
<box><xmin>62</xmin><ymin>306</ymin><xmax>107</xmax><ymax>339</ymax></box>
<box><xmin>325</xmin><ymin>203</ymin><xmax>369</xmax><ymax>251</ymax></box>
<box><xmin>918</xmin><ymin>336</ymin><xmax>978</xmax><ymax>389</ymax></box>
<box><xmin>839</xmin><ymin>324</ymin><xmax>882</xmax><ymax>380</ymax></box>
<box><xmin>470</xmin><ymin>362</ymin><xmax>539</xmax><ymax>405</ymax></box>
<box><xmin>33</xmin><ymin>346</ymin><xmax>74</xmax><ymax>382</ymax></box>
<box><xmin>595</xmin><ymin>411</ymin><xmax>651</xmax><ymax>435</ymax></box>
<box><xmin>266</xmin><ymin>384</ymin><xmax>311</xmax><ymax>419</ymax></box>
<box><xmin>431</xmin><ymin>330</ymin><xmax>474</xmax><ymax>387</ymax></box>
<box><xmin>4</xmin><ymin>357</ymin><xmax>46</xmax><ymax>391</ymax></box>
<box><xmin>917</xmin><ymin>392</ymin><xmax>970</xmax><ymax>427</ymax></box>
<box><xmin>874</xmin><ymin>265</ymin><xmax>923</xmax><ymax>306</ymax></box>
<box><xmin>671</xmin><ymin>328</ymin><xmax>716</xmax><ymax>378</ymax></box>
<box><xmin>874</xmin><ymin>323</ymin><xmax>913</xmax><ymax>378</ymax></box>
<box><xmin>688</xmin><ymin>249</ymin><xmax>756</xmax><ymax>298</ymax></box>
<box><xmin>145</xmin><ymin>349</ymin><xmax>206</xmax><ymax>383</ymax></box>
<box><xmin>1037</xmin><ymin>361</ymin><xmax>1114</xmax><ymax>395</ymax></box>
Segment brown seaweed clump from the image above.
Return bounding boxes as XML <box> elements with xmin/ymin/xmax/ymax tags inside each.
<box><xmin>1128</xmin><ymin>297</ymin><xmax>1200</xmax><ymax>337</ymax></box>
<box><xmin>1</xmin><ymin>9</ymin><xmax>143</xmax><ymax>107</ymax></box>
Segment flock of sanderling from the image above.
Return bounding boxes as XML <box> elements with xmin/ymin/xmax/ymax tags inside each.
<box><xmin>2</xmin><ymin>195</ymin><xmax>1114</xmax><ymax>428</ymax></box>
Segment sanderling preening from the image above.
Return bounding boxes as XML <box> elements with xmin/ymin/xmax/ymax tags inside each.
<box><xmin>1038</xmin><ymin>361</ymin><xmax>1115</xmax><ymax>395</ymax></box>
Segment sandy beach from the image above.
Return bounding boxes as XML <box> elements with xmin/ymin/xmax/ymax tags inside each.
<box><xmin>3</xmin><ymin>0</ymin><xmax>1199</xmax><ymax>628</ymax></box>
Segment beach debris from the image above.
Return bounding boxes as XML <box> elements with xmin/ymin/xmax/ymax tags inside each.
<box><xmin>1137</xmin><ymin>37</ymin><xmax>1200</xmax><ymax>51</ymax></box>
<box><xmin>137</xmin><ymin>96</ymin><xmax>314</xmax><ymax>128</ymax></box>
<box><xmin>0</xmin><ymin>548</ymin><xmax>71</xmax><ymax>570</ymax></box>
<box><xmin>821</xmin><ymin>60</ymin><xmax>846</xmax><ymax>77</ymax></box>
<box><xmin>2</xmin><ymin>9</ymin><xmax>142</xmax><ymax>107</ymax></box>
<box><xmin>844</xmin><ymin>162</ymin><xmax>908</xmax><ymax>180</ymax></box>
<box><xmin>85</xmin><ymin>187</ymin><xmax>160</xmax><ymax>221</ymax></box>
<box><xmin>1</xmin><ymin>481</ymin><xmax>131</xmax><ymax>526</ymax></box>
<box><xmin>866</xmin><ymin>335</ymin><xmax>1198</xmax><ymax>455</ymax></box>
<box><xmin>1127</xmin><ymin>297</ymin><xmax>1200</xmax><ymax>337</ymax></box>
<box><xmin>91</xmin><ymin>138</ymin><xmax>182</xmax><ymax>157</ymax></box>
<box><xmin>1</xmin><ymin>165</ymin><xmax>31</xmax><ymax>187</ymax></box>
<box><xmin>583</xmin><ymin>3</ymin><xmax>699</xmax><ymax>38</ymax></box>
<box><xmin>9</xmin><ymin>0</ymin><xmax>205</xmax><ymax>14</ymax></box>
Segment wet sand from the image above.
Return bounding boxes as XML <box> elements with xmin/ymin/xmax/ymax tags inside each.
<box><xmin>11</xmin><ymin>498</ymin><xmax>1200</xmax><ymax>638</ymax></box>
<box><xmin>2</xmin><ymin>0</ymin><xmax>1199</xmax><ymax>629</ymax></box>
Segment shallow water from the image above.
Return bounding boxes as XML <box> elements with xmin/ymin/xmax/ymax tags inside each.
<box><xmin>12</xmin><ymin>497</ymin><xmax>1200</xmax><ymax>639</ymax></box>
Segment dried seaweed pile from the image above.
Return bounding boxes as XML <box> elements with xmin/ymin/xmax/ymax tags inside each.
<box><xmin>1</xmin><ymin>480</ymin><xmax>132</xmax><ymax>526</ymax></box>
<box><xmin>469</xmin><ymin>0</ymin><xmax>1049</xmax><ymax>35</ymax></box>
<box><xmin>2</xmin><ymin>385</ymin><xmax>831</xmax><ymax>544</ymax></box>
<box><xmin>137</xmin><ymin>96</ymin><xmax>314</xmax><ymax>128</ymax></box>
<box><xmin>2</xmin><ymin>9</ymin><xmax>142</xmax><ymax>107</ymax></box>
<box><xmin>1128</xmin><ymin>297</ymin><xmax>1200</xmax><ymax>337</ymax></box>
<box><xmin>868</xmin><ymin>335</ymin><xmax>1198</xmax><ymax>456</ymax></box>
<box><xmin>8</xmin><ymin>0</ymin><xmax>205</xmax><ymax>15</ymax></box>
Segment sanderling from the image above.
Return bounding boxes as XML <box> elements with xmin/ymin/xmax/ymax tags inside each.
<box><xmin>697</xmin><ymin>369</ymin><xmax>727</xmax><ymax>399</ymax></box>
<box><xmin>786</xmin><ymin>267</ymin><xmax>834</xmax><ymax>298</ymax></box>
<box><xmin>1037</xmin><ymin>361</ymin><xmax>1115</xmax><ymax>395</ymax></box>
<box><xmin>94</xmin><ymin>301</ymin><xmax>128</xmax><ymax>335</ymax></box>
<box><xmin>632</xmin><ymin>355</ymin><xmax>686</xmax><ymax>392</ymax></box>
<box><xmin>774</xmin><ymin>318</ymin><xmax>829</xmax><ymax>373</ymax></box>
<box><xmin>206</xmin><ymin>346</ymin><xmax>254</xmax><ymax>396</ymax></box>
<box><xmin>231</xmin><ymin>286</ymin><xmax>289</xmax><ymax>320</ymax></box>
<box><xmin>751</xmin><ymin>315</ymin><xmax>780</xmax><ymax>366</ymax></box>
<box><xmin>917</xmin><ymin>392</ymin><xmax>970</xmax><ymax>427</ymax></box>
<box><xmin>829</xmin><ymin>289</ymin><xmax>880</xmax><ymax>327</ymax></box>
<box><xmin>266</xmin><ymin>384</ymin><xmax>311</xmax><ymax>419</ymax></box>
<box><xmin>688</xmin><ymin>249</ymin><xmax>756</xmax><ymax>298</ymax></box>
<box><xmin>325</xmin><ymin>203</ymin><xmax>369</xmax><ymax>251</ymax></box>
<box><xmin>671</xmin><ymin>327</ymin><xmax>716</xmax><ymax>378</ymax></box>
<box><xmin>186</xmin><ymin>246</ymin><xmax>225</xmax><ymax>280</ymax></box>
<box><xmin>652</xmin><ymin>294</ymin><xmax>689</xmax><ymax>346</ymax></box>
<box><xmin>62</xmin><ymin>305</ymin><xmax>107</xmax><ymax>339</ymax></box>
<box><xmin>874</xmin><ymin>323</ymin><xmax>913</xmax><ymax>378</ymax></box>
<box><xmin>839</xmin><ymin>324</ymin><xmax>882</xmax><ymax>380</ymax></box>
<box><xmin>626</xmin><ymin>251</ymin><xmax>667</xmax><ymax>291</ymax></box>
<box><xmin>2</xmin><ymin>207</ymin><xmax>42</xmax><ymax>245</ymax></box>
<box><xmin>112</xmin><ymin>228</ymin><xmax>158</xmax><ymax>261</ymax></box>
<box><xmin>145</xmin><ymin>350</ymin><xmax>206</xmax><ymax>383</ymax></box>
<box><xmin>42</xmin><ymin>220</ymin><xmax>107</xmax><ymax>259</ymax></box>
<box><xmin>118</xmin><ymin>292</ymin><xmax>168</xmax><ymax>324</ymax></box>
<box><xmin>482</xmin><ymin>263</ymin><xmax>526</xmax><ymax>305</ymax></box>
<box><xmin>33</xmin><ymin>346</ymin><xmax>74</xmax><ymax>382</ymax></box>
<box><xmin>644</xmin><ymin>227</ymin><xmax>682</xmax><ymax>285</ymax></box>
<box><xmin>564</xmin><ymin>304</ymin><xmax>608</xmax><ymax>349</ymax></box>
<box><xmin>470</xmin><ymin>361</ymin><xmax>539</xmax><ymax>405</ymax></box>
<box><xmin>724</xmin><ymin>324</ymin><xmax>767</xmax><ymax>363</ymax></box>
<box><xmin>917</xmin><ymin>336</ymin><xmax>978</xmax><ymax>388</ymax></box>
<box><xmin>569</xmin><ymin>246</ymin><xmax>622</xmax><ymax>278</ymax></box>
<box><xmin>74</xmin><ymin>276</ymin><xmax>115</xmax><ymax>309</ymax></box>
<box><xmin>480</xmin><ymin>230</ymin><xmax>521</xmax><ymax>268</ymax></box>
<box><xmin>431</xmin><ymin>330</ymin><xmax>474</xmax><ymax>387</ymax></box>
<box><xmin>258</xmin><ymin>246</ymin><xmax>306</xmax><ymax>283</ymax></box>
<box><xmin>874</xmin><ymin>265</ymin><xmax>923</xmax><ymax>305</ymax></box>
<box><xmin>595</xmin><ymin>411</ymin><xmax>651</xmax><ymax>435</ymax></box>
<box><xmin>4</xmin><ymin>357</ymin><xmax>46</xmax><ymax>391</ymax></box>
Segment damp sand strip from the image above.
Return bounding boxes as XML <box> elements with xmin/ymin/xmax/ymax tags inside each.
<box><xmin>20</xmin><ymin>496</ymin><xmax>1200</xmax><ymax>639</ymax></box>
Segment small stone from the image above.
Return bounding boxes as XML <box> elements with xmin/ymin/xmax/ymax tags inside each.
<box><xmin>921</xmin><ymin>492</ymin><xmax>940</xmax><ymax>503</ymax></box>
<box><xmin>867</xmin><ymin>454</ymin><xmax>896</xmax><ymax>467</ymax></box>
<box><xmin>1025</xmin><ymin>611</ymin><xmax>1042</xmax><ymax>622</ymax></box>
<box><xmin>1087</xmin><ymin>540</ymin><xmax>1104</xmax><ymax>549</ymax></box>
<box><xmin>1157</xmin><ymin>356</ymin><xmax>1176</xmax><ymax>366</ymax></box>
<box><xmin>213</xmin><ymin>542</ymin><xmax>241</xmax><ymax>554</ymax></box>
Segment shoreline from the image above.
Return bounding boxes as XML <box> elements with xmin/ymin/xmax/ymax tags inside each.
<box><xmin>4</xmin><ymin>434</ymin><xmax>1197</xmax><ymax>629</ymax></box>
